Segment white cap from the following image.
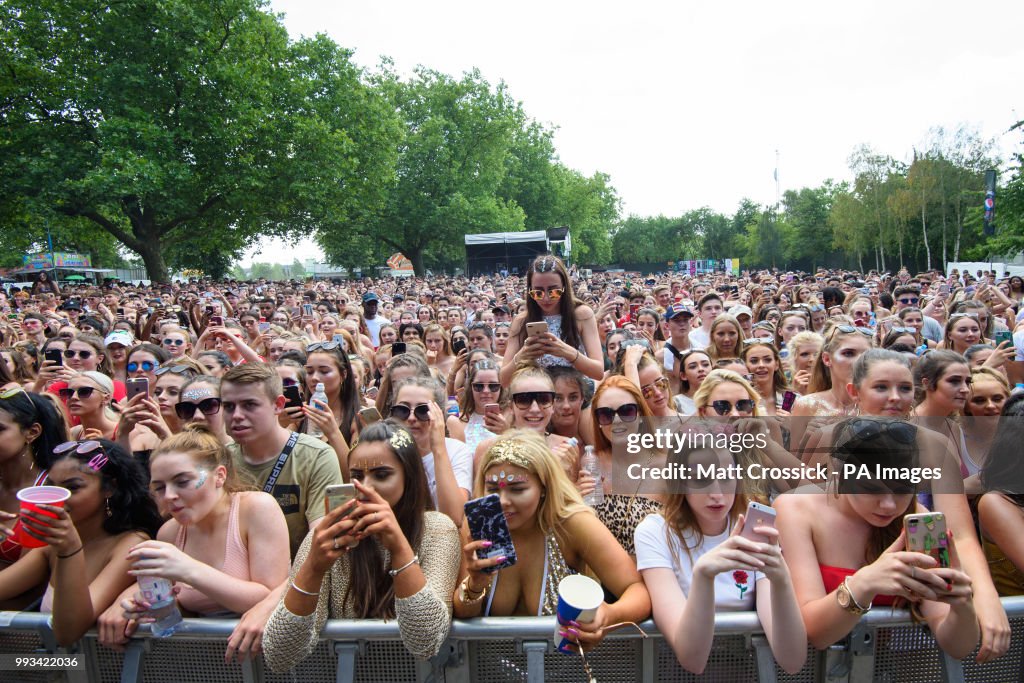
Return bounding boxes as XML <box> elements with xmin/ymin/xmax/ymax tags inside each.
<box><xmin>104</xmin><ymin>330</ymin><xmax>134</xmax><ymax>348</ymax></box>
<box><xmin>729</xmin><ymin>305</ymin><xmax>753</xmax><ymax>319</ymax></box>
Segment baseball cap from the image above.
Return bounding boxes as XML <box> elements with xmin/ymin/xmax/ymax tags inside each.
<box><xmin>729</xmin><ymin>305</ymin><xmax>753</xmax><ymax>319</ymax></box>
<box><xmin>664</xmin><ymin>304</ymin><xmax>695</xmax><ymax>321</ymax></box>
<box><xmin>104</xmin><ymin>330</ymin><xmax>134</xmax><ymax>348</ymax></box>
<box><xmin>361</xmin><ymin>292</ymin><xmax>379</xmax><ymax>303</ymax></box>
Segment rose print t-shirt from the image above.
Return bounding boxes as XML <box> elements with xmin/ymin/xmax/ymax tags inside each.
<box><xmin>634</xmin><ymin>513</ymin><xmax>760</xmax><ymax>611</ymax></box>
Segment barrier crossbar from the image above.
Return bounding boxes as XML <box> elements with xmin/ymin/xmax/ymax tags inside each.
<box><xmin>1</xmin><ymin>596</ymin><xmax>1022</xmax><ymax>682</ymax></box>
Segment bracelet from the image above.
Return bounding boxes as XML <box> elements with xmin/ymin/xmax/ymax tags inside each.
<box><xmin>57</xmin><ymin>546</ymin><xmax>84</xmax><ymax>559</ymax></box>
<box><xmin>459</xmin><ymin>575</ymin><xmax>489</xmax><ymax>604</ymax></box>
<box><xmin>290</xmin><ymin>580</ymin><xmax>320</xmax><ymax>597</ymax></box>
<box><xmin>388</xmin><ymin>554</ymin><xmax>419</xmax><ymax>578</ymax></box>
<box><xmin>572</xmin><ymin>348</ymin><xmax>580</xmax><ymax>365</ymax></box>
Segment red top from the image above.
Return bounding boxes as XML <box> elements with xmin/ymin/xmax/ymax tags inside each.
<box><xmin>820</xmin><ymin>563</ymin><xmax>896</xmax><ymax>607</ymax></box>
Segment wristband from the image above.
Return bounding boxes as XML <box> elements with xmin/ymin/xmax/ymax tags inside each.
<box><xmin>388</xmin><ymin>554</ymin><xmax>420</xmax><ymax>578</ymax></box>
<box><xmin>57</xmin><ymin>546</ymin><xmax>84</xmax><ymax>559</ymax></box>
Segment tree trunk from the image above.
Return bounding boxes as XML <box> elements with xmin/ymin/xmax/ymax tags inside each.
<box><xmin>137</xmin><ymin>241</ymin><xmax>170</xmax><ymax>282</ymax></box>
<box><xmin>410</xmin><ymin>249</ymin><xmax>426</xmax><ymax>277</ymax></box>
<box><xmin>921</xmin><ymin>191</ymin><xmax>931</xmax><ymax>271</ymax></box>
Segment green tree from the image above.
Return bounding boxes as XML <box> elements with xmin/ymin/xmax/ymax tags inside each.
<box><xmin>290</xmin><ymin>259</ymin><xmax>307</xmax><ymax>279</ymax></box>
<box><xmin>781</xmin><ymin>182</ymin><xmax>842</xmax><ymax>270</ymax></box>
<box><xmin>0</xmin><ymin>0</ymin><xmax>397</xmax><ymax>281</ymax></box>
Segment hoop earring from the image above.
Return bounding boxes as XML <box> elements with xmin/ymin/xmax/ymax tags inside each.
<box><xmin>105</xmin><ymin>498</ymin><xmax>112</xmax><ymax>518</ymax></box>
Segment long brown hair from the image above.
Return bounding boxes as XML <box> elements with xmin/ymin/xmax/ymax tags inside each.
<box><xmin>521</xmin><ymin>255</ymin><xmax>583</xmax><ymax>351</ymax></box>
<box><xmin>343</xmin><ymin>421</ymin><xmax>430</xmax><ymax>619</ymax></box>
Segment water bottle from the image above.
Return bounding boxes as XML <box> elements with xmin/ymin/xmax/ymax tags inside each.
<box><xmin>1013</xmin><ymin>383</ymin><xmax>1024</xmax><ymax>397</ymax></box>
<box><xmin>138</xmin><ymin>577</ymin><xmax>182</xmax><ymax>638</ymax></box>
<box><xmin>308</xmin><ymin>383</ymin><xmax>328</xmax><ymax>438</ymax></box>
<box><xmin>446</xmin><ymin>395</ymin><xmax>460</xmax><ymax>418</ymax></box>
<box><xmin>581</xmin><ymin>445</ymin><xmax>604</xmax><ymax>506</ymax></box>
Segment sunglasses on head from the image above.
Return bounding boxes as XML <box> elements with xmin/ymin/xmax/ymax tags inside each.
<box><xmin>472</xmin><ymin>382</ymin><xmax>501</xmax><ymax>393</ymax></box>
<box><xmin>709</xmin><ymin>399</ymin><xmax>756</xmax><ymax>415</ymax></box>
<box><xmin>155</xmin><ymin>365</ymin><xmax>194</xmax><ymax>377</ymax></box>
<box><xmin>840</xmin><ymin>417</ymin><xmax>917</xmax><ymax>446</ymax></box>
<box><xmin>162</xmin><ymin>338</ymin><xmax>185</xmax><ymax>346</ymax></box>
<box><xmin>594</xmin><ymin>403</ymin><xmax>640</xmax><ymax>425</ymax></box>
<box><xmin>888</xmin><ymin>326</ymin><xmax>916</xmax><ymax>334</ymax></box>
<box><xmin>828</xmin><ymin>325</ymin><xmax>874</xmax><ymax>339</ymax></box>
<box><xmin>511</xmin><ymin>391</ymin><xmax>556</xmax><ymax>410</ymax></box>
<box><xmin>127</xmin><ymin>360</ymin><xmax>157</xmax><ymax>373</ymax></box>
<box><xmin>63</xmin><ymin>349</ymin><xmax>93</xmax><ymax>360</ymax></box>
<box><xmin>307</xmin><ymin>341</ymin><xmax>346</xmax><ymax>353</ymax></box>
<box><xmin>175</xmin><ymin>397</ymin><xmax>223</xmax><ymax>420</ymax></box>
<box><xmin>58</xmin><ymin>386</ymin><xmax>102</xmax><ymax>400</ymax></box>
<box><xmin>742</xmin><ymin>338</ymin><xmax>775</xmax><ymax>347</ymax></box>
<box><xmin>949</xmin><ymin>312</ymin><xmax>980</xmax><ymax>322</ymax></box>
<box><xmin>389</xmin><ymin>403</ymin><xmax>431</xmax><ymax>422</ymax></box>
<box><xmin>53</xmin><ymin>440</ymin><xmax>104</xmax><ymax>457</ymax></box>
<box><xmin>529</xmin><ymin>287</ymin><xmax>564</xmax><ymax>301</ymax></box>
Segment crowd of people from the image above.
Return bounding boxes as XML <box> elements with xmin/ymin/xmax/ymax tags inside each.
<box><xmin>1</xmin><ymin>256</ymin><xmax>1023</xmax><ymax>674</ymax></box>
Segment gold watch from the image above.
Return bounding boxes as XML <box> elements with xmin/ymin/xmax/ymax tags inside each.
<box><xmin>837</xmin><ymin>576</ymin><xmax>872</xmax><ymax>615</ymax></box>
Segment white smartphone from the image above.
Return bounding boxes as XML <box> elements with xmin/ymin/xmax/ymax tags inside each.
<box><xmin>740</xmin><ymin>501</ymin><xmax>777</xmax><ymax>544</ymax></box>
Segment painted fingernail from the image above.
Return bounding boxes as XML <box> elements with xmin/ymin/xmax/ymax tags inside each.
<box><xmin>495</xmin><ymin>556</ymin><xmax>506</xmax><ymax>563</ymax></box>
<box><xmin>481</xmin><ymin>541</ymin><xmax>493</xmax><ymax>548</ymax></box>
<box><xmin>570</xmin><ymin>620</ymin><xmax>580</xmax><ymax>628</ymax></box>
<box><xmin>947</xmin><ymin>583</ymin><xmax>952</xmax><ymax>591</ymax></box>
<box><xmin>569</xmin><ymin>628</ymin><xmax>580</xmax><ymax>637</ymax></box>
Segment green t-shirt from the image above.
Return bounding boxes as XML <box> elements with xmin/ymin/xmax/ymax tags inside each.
<box><xmin>229</xmin><ymin>433</ymin><xmax>342</xmax><ymax>558</ymax></box>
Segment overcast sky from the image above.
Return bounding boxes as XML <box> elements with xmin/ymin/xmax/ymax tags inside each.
<box><xmin>242</xmin><ymin>0</ymin><xmax>1024</xmax><ymax>265</ymax></box>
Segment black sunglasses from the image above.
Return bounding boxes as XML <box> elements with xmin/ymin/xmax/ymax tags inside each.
<box><xmin>594</xmin><ymin>403</ymin><xmax>640</xmax><ymax>425</ymax></box>
<box><xmin>389</xmin><ymin>403</ymin><xmax>431</xmax><ymax>422</ymax></box>
<box><xmin>175</xmin><ymin>397</ymin><xmax>223</xmax><ymax>420</ymax></box>
<box><xmin>511</xmin><ymin>391</ymin><xmax>556</xmax><ymax>410</ymax></box>
<box><xmin>472</xmin><ymin>382</ymin><xmax>501</xmax><ymax>393</ymax></box>
<box><xmin>59</xmin><ymin>386</ymin><xmax>100</xmax><ymax>400</ymax></box>
<box><xmin>63</xmin><ymin>349</ymin><xmax>93</xmax><ymax>360</ymax></box>
<box><xmin>710</xmin><ymin>399</ymin><xmax>756</xmax><ymax>415</ymax></box>
<box><xmin>840</xmin><ymin>418</ymin><xmax>916</xmax><ymax>446</ymax></box>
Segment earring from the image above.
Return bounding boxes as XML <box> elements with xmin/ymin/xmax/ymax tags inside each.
<box><xmin>105</xmin><ymin>498</ymin><xmax>112</xmax><ymax>518</ymax></box>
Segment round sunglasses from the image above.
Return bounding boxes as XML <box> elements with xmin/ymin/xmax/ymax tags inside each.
<box><xmin>389</xmin><ymin>403</ymin><xmax>431</xmax><ymax>422</ymax></box>
<box><xmin>127</xmin><ymin>360</ymin><xmax>157</xmax><ymax>373</ymax></box>
<box><xmin>63</xmin><ymin>349</ymin><xmax>93</xmax><ymax>360</ymax></box>
<box><xmin>709</xmin><ymin>399</ymin><xmax>756</xmax><ymax>416</ymax></box>
<box><xmin>594</xmin><ymin>403</ymin><xmax>640</xmax><ymax>426</ymax></box>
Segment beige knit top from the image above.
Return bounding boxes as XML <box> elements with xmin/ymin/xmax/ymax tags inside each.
<box><xmin>263</xmin><ymin>511</ymin><xmax>460</xmax><ymax>671</ymax></box>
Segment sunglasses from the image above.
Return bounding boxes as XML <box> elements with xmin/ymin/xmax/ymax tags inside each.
<box><xmin>529</xmin><ymin>288</ymin><xmax>564</xmax><ymax>301</ymax></box>
<box><xmin>389</xmin><ymin>403</ymin><xmax>431</xmax><ymax>422</ymax></box>
<box><xmin>53</xmin><ymin>440</ymin><xmax>104</xmax><ymax>457</ymax></box>
<box><xmin>63</xmin><ymin>349</ymin><xmax>93</xmax><ymax>360</ymax></box>
<box><xmin>949</xmin><ymin>313</ymin><xmax>980</xmax><ymax>322</ymax></box>
<box><xmin>162</xmin><ymin>338</ymin><xmax>186</xmax><ymax>346</ymax></box>
<box><xmin>58</xmin><ymin>386</ymin><xmax>101</xmax><ymax>400</ymax></box>
<box><xmin>709</xmin><ymin>399</ymin><xmax>756</xmax><ymax>415</ymax></box>
<box><xmin>307</xmin><ymin>341</ymin><xmax>346</xmax><ymax>353</ymax></box>
<box><xmin>840</xmin><ymin>417</ymin><xmax>917</xmax><ymax>446</ymax></box>
<box><xmin>640</xmin><ymin>377</ymin><xmax>669</xmax><ymax>399</ymax></box>
<box><xmin>511</xmin><ymin>391</ymin><xmax>556</xmax><ymax>409</ymax></box>
<box><xmin>155</xmin><ymin>365</ymin><xmax>195</xmax><ymax>377</ymax></box>
<box><xmin>127</xmin><ymin>360</ymin><xmax>157</xmax><ymax>373</ymax></box>
<box><xmin>472</xmin><ymin>382</ymin><xmax>502</xmax><ymax>393</ymax></box>
<box><xmin>594</xmin><ymin>403</ymin><xmax>640</xmax><ymax>425</ymax></box>
<box><xmin>828</xmin><ymin>325</ymin><xmax>875</xmax><ymax>340</ymax></box>
<box><xmin>888</xmin><ymin>326</ymin><xmax>917</xmax><ymax>334</ymax></box>
<box><xmin>175</xmin><ymin>397</ymin><xmax>223</xmax><ymax>420</ymax></box>
<box><xmin>897</xmin><ymin>298</ymin><xmax>920</xmax><ymax>305</ymax></box>
<box><xmin>742</xmin><ymin>338</ymin><xmax>775</xmax><ymax>346</ymax></box>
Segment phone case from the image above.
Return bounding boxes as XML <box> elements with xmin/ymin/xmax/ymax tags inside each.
<box><xmin>464</xmin><ymin>494</ymin><xmax>517</xmax><ymax>573</ymax></box>
<box><xmin>781</xmin><ymin>391</ymin><xmax>797</xmax><ymax>412</ymax></box>
<box><xmin>126</xmin><ymin>378</ymin><xmax>149</xmax><ymax>401</ymax></box>
<box><xmin>283</xmin><ymin>385</ymin><xmax>303</xmax><ymax>409</ymax></box>
<box><xmin>904</xmin><ymin>513</ymin><xmax>950</xmax><ymax>568</ymax></box>
<box><xmin>740</xmin><ymin>502</ymin><xmax>776</xmax><ymax>543</ymax></box>
<box><xmin>325</xmin><ymin>484</ymin><xmax>357</xmax><ymax>516</ymax></box>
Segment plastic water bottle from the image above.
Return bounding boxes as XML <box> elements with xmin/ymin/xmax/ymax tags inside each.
<box><xmin>138</xmin><ymin>577</ymin><xmax>182</xmax><ymax>638</ymax></box>
<box><xmin>308</xmin><ymin>383</ymin><xmax>328</xmax><ymax>438</ymax></box>
<box><xmin>581</xmin><ymin>445</ymin><xmax>604</xmax><ymax>506</ymax></box>
<box><xmin>446</xmin><ymin>395</ymin><xmax>460</xmax><ymax>418</ymax></box>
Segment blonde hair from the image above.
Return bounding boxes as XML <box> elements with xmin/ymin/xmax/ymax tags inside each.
<box><xmin>151</xmin><ymin>424</ymin><xmax>245</xmax><ymax>493</ymax></box>
<box><xmin>475</xmin><ymin>430</ymin><xmax>590</xmax><ymax>539</ymax></box>
<box><xmin>707</xmin><ymin>314</ymin><xmax>744</xmax><ymax>361</ymax></box>
<box><xmin>693</xmin><ymin>369</ymin><xmax>762</xmax><ymax>416</ymax></box>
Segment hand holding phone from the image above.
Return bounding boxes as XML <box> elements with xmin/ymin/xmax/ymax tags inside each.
<box><xmin>464</xmin><ymin>494</ymin><xmax>517</xmax><ymax>573</ymax></box>
<box><xmin>739</xmin><ymin>501</ymin><xmax>777</xmax><ymax>544</ymax></box>
<box><xmin>904</xmin><ymin>512</ymin><xmax>950</xmax><ymax>568</ymax></box>
<box><xmin>126</xmin><ymin>377</ymin><xmax>150</xmax><ymax>402</ymax></box>
<box><xmin>526</xmin><ymin>321</ymin><xmax>548</xmax><ymax>338</ymax></box>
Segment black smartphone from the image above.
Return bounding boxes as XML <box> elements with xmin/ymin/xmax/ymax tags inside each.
<box><xmin>464</xmin><ymin>494</ymin><xmax>517</xmax><ymax>574</ymax></box>
<box><xmin>392</xmin><ymin>341</ymin><xmax>407</xmax><ymax>356</ymax></box>
<box><xmin>283</xmin><ymin>384</ymin><xmax>303</xmax><ymax>410</ymax></box>
<box><xmin>44</xmin><ymin>349</ymin><xmax>63</xmax><ymax>367</ymax></box>
<box><xmin>451</xmin><ymin>338</ymin><xmax>466</xmax><ymax>355</ymax></box>
<box><xmin>781</xmin><ymin>390</ymin><xmax>797</xmax><ymax>412</ymax></box>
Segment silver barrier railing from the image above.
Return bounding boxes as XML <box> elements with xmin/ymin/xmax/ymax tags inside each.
<box><xmin>2</xmin><ymin>596</ymin><xmax>1023</xmax><ymax>683</ymax></box>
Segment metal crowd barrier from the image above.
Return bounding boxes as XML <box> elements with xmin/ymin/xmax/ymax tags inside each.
<box><xmin>2</xmin><ymin>596</ymin><xmax>1023</xmax><ymax>683</ymax></box>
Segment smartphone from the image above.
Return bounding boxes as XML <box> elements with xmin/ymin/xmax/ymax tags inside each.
<box><xmin>44</xmin><ymin>348</ymin><xmax>63</xmax><ymax>367</ymax></box>
<box><xmin>629</xmin><ymin>303</ymin><xmax>640</xmax><ymax>322</ymax></box>
<box><xmin>904</xmin><ymin>512</ymin><xmax>950</xmax><ymax>568</ymax></box>
<box><xmin>995</xmin><ymin>330</ymin><xmax>1012</xmax><ymax>346</ymax></box>
<box><xmin>283</xmin><ymin>384</ymin><xmax>303</xmax><ymax>410</ymax></box>
<box><xmin>302</xmin><ymin>303</ymin><xmax>314</xmax><ymax>316</ymax></box>
<box><xmin>325</xmin><ymin>483</ymin><xmax>357</xmax><ymax>516</ymax></box>
<box><xmin>117</xmin><ymin>307</ymin><xmax>125</xmax><ymax>315</ymax></box>
<box><xmin>205</xmin><ymin>305</ymin><xmax>214</xmax><ymax>316</ymax></box>
<box><xmin>125</xmin><ymin>377</ymin><xmax>149</xmax><ymax>401</ymax></box>
<box><xmin>359</xmin><ymin>407</ymin><xmax>382</xmax><ymax>425</ymax></box>
<box><xmin>451</xmin><ymin>338</ymin><xmax>466</xmax><ymax>355</ymax></box>
<box><xmin>464</xmin><ymin>493</ymin><xmax>517</xmax><ymax>573</ymax></box>
<box><xmin>781</xmin><ymin>390</ymin><xmax>797</xmax><ymax>412</ymax></box>
<box><xmin>938</xmin><ymin>284</ymin><xmax>949</xmax><ymax>296</ymax></box>
<box><xmin>526</xmin><ymin>321</ymin><xmax>548</xmax><ymax>338</ymax></box>
<box><xmin>484</xmin><ymin>402</ymin><xmax>501</xmax><ymax>416</ymax></box>
<box><xmin>740</xmin><ymin>501</ymin><xmax>777</xmax><ymax>544</ymax></box>
<box><xmin>210</xmin><ymin>315</ymin><xmax>223</xmax><ymax>326</ymax></box>
<box><xmin>332</xmin><ymin>334</ymin><xmax>347</xmax><ymax>345</ymax></box>
<box><xmin>257</xmin><ymin>322</ymin><xmax>270</xmax><ymax>333</ymax></box>
<box><xmin>392</xmin><ymin>341</ymin><xmax>407</xmax><ymax>355</ymax></box>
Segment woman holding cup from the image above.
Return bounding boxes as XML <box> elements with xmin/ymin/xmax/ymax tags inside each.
<box><xmin>0</xmin><ymin>439</ymin><xmax>161</xmax><ymax>645</ymax></box>
<box><xmin>454</xmin><ymin>430</ymin><xmax>651</xmax><ymax>653</ymax></box>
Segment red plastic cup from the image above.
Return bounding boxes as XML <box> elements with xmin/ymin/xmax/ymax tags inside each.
<box><xmin>14</xmin><ymin>486</ymin><xmax>71</xmax><ymax>548</ymax></box>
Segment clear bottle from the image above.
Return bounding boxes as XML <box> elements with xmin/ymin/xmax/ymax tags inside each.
<box><xmin>138</xmin><ymin>577</ymin><xmax>182</xmax><ymax>638</ymax></box>
<box><xmin>446</xmin><ymin>395</ymin><xmax>460</xmax><ymax>418</ymax></box>
<box><xmin>307</xmin><ymin>382</ymin><xmax>328</xmax><ymax>438</ymax></box>
<box><xmin>580</xmin><ymin>445</ymin><xmax>604</xmax><ymax>506</ymax></box>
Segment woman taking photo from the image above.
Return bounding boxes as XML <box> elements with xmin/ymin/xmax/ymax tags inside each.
<box><xmin>455</xmin><ymin>430</ymin><xmax>650</xmax><ymax>655</ymax></box>
<box><xmin>635</xmin><ymin>442</ymin><xmax>806</xmax><ymax>675</ymax></box>
<box><xmin>263</xmin><ymin>422</ymin><xmax>460</xmax><ymax>667</ymax></box>
<box><xmin>502</xmin><ymin>255</ymin><xmax>603</xmax><ymax>382</ymax></box>
<box><xmin>447</xmin><ymin>357</ymin><xmax>503</xmax><ymax>455</ymax></box>
<box><xmin>0</xmin><ymin>439</ymin><xmax>161</xmax><ymax>646</ymax></box>
<box><xmin>634</xmin><ymin>308</ymin><xmax>665</xmax><ymax>355</ymax></box>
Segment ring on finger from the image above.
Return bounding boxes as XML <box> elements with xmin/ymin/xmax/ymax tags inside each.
<box><xmin>332</xmin><ymin>537</ymin><xmax>339</xmax><ymax>550</ymax></box>
<box><xmin>911</xmin><ymin>566</ymin><xmax>916</xmax><ymax>580</ymax></box>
